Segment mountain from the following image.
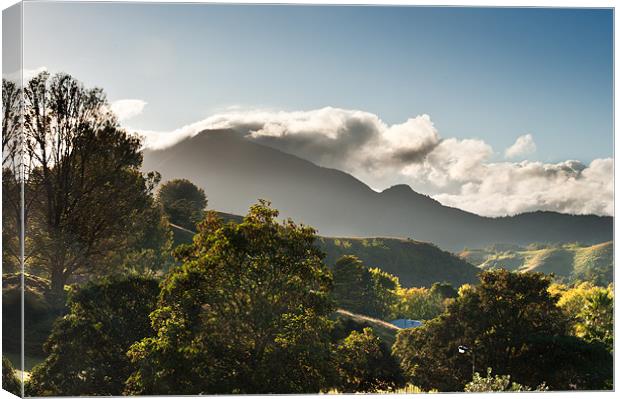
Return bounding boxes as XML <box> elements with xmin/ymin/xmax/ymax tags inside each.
<box><xmin>143</xmin><ymin>129</ymin><xmax>613</xmax><ymax>251</ymax></box>
<box><xmin>459</xmin><ymin>241</ymin><xmax>613</xmax><ymax>285</ymax></box>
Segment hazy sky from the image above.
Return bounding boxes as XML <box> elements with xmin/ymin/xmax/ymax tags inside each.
<box><xmin>16</xmin><ymin>2</ymin><xmax>614</xmax><ymax>216</ymax></box>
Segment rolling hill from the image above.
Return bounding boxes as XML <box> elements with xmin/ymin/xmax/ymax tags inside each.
<box><xmin>144</xmin><ymin>129</ymin><xmax>613</xmax><ymax>251</ymax></box>
<box><xmin>318</xmin><ymin>236</ymin><xmax>479</xmax><ymax>287</ymax></box>
<box><xmin>459</xmin><ymin>241</ymin><xmax>613</xmax><ymax>285</ymax></box>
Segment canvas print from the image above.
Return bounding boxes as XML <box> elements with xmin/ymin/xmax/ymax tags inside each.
<box><xmin>1</xmin><ymin>1</ymin><xmax>614</xmax><ymax>396</ymax></box>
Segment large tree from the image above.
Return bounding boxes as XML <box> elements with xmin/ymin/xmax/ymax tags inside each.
<box><xmin>2</xmin><ymin>78</ymin><xmax>23</xmax><ymax>274</ymax></box>
<box><xmin>157</xmin><ymin>178</ymin><xmax>207</xmax><ymax>229</ymax></box>
<box><xmin>393</xmin><ymin>269</ymin><xmax>612</xmax><ymax>391</ymax></box>
<box><xmin>332</xmin><ymin>255</ymin><xmax>399</xmax><ymax>319</ymax></box>
<box><xmin>21</xmin><ymin>72</ymin><xmax>162</xmax><ymax>298</ymax></box>
<box><xmin>25</xmin><ymin>276</ymin><xmax>160</xmax><ymax>396</ymax></box>
<box><xmin>125</xmin><ymin>201</ymin><xmax>336</xmax><ymax>394</ymax></box>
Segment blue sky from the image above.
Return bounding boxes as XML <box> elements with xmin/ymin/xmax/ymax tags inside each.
<box><xmin>23</xmin><ymin>3</ymin><xmax>612</xmax><ymax>163</ymax></box>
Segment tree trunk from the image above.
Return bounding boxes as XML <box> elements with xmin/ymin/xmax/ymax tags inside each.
<box><xmin>48</xmin><ymin>267</ymin><xmax>67</xmax><ymax>309</ymax></box>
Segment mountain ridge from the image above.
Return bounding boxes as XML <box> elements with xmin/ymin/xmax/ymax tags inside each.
<box><xmin>143</xmin><ymin>129</ymin><xmax>612</xmax><ymax>251</ymax></box>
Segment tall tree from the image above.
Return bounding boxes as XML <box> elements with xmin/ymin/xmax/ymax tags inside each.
<box><xmin>125</xmin><ymin>201</ymin><xmax>336</xmax><ymax>394</ymax></box>
<box><xmin>2</xmin><ymin>78</ymin><xmax>23</xmax><ymax>274</ymax></box>
<box><xmin>157</xmin><ymin>178</ymin><xmax>207</xmax><ymax>229</ymax></box>
<box><xmin>332</xmin><ymin>256</ymin><xmax>399</xmax><ymax>319</ymax></box>
<box><xmin>22</xmin><ymin>72</ymin><xmax>160</xmax><ymax>298</ymax></box>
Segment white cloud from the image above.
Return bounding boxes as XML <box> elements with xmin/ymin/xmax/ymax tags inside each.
<box><xmin>137</xmin><ymin>107</ymin><xmax>612</xmax><ymax>217</ymax></box>
<box><xmin>3</xmin><ymin>66</ymin><xmax>48</xmax><ymax>83</ymax></box>
<box><xmin>505</xmin><ymin>133</ymin><xmax>536</xmax><ymax>158</ymax></box>
<box><xmin>111</xmin><ymin>99</ymin><xmax>147</xmax><ymax>121</ymax></box>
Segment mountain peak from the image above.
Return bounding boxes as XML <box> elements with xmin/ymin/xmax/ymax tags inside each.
<box><xmin>382</xmin><ymin>184</ymin><xmax>415</xmax><ymax>194</ymax></box>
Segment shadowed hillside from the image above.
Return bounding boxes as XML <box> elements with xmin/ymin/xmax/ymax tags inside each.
<box><xmin>318</xmin><ymin>237</ymin><xmax>479</xmax><ymax>287</ymax></box>
<box><xmin>144</xmin><ymin>130</ymin><xmax>613</xmax><ymax>251</ymax></box>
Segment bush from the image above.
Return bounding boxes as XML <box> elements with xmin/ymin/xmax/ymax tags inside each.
<box><xmin>334</xmin><ymin>328</ymin><xmax>404</xmax><ymax>392</ymax></box>
<box><xmin>2</xmin><ymin>356</ymin><xmax>21</xmax><ymax>396</ymax></box>
<box><xmin>464</xmin><ymin>368</ymin><xmax>547</xmax><ymax>392</ymax></box>
<box><xmin>25</xmin><ymin>276</ymin><xmax>160</xmax><ymax>396</ymax></box>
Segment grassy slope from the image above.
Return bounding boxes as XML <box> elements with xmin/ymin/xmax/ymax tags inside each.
<box><xmin>459</xmin><ymin>241</ymin><xmax>613</xmax><ymax>284</ymax></box>
<box><xmin>318</xmin><ymin>236</ymin><xmax>480</xmax><ymax>288</ymax></box>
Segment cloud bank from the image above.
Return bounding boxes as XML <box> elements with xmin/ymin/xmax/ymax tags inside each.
<box><xmin>111</xmin><ymin>99</ymin><xmax>147</xmax><ymax>121</ymax></box>
<box><xmin>135</xmin><ymin>107</ymin><xmax>612</xmax><ymax>217</ymax></box>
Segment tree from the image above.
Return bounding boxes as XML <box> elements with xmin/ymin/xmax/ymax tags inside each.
<box><xmin>580</xmin><ymin>288</ymin><xmax>613</xmax><ymax>352</ymax></box>
<box><xmin>553</xmin><ymin>282</ymin><xmax>614</xmax><ymax>352</ymax></box>
<box><xmin>157</xmin><ymin>178</ymin><xmax>207</xmax><ymax>229</ymax></box>
<box><xmin>464</xmin><ymin>368</ymin><xmax>547</xmax><ymax>392</ymax></box>
<box><xmin>125</xmin><ymin>201</ymin><xmax>336</xmax><ymax>394</ymax></box>
<box><xmin>332</xmin><ymin>255</ymin><xmax>399</xmax><ymax>319</ymax></box>
<box><xmin>392</xmin><ymin>286</ymin><xmax>444</xmax><ymax>320</ymax></box>
<box><xmin>2</xmin><ymin>78</ymin><xmax>23</xmax><ymax>274</ymax></box>
<box><xmin>334</xmin><ymin>328</ymin><xmax>404</xmax><ymax>392</ymax></box>
<box><xmin>25</xmin><ymin>276</ymin><xmax>160</xmax><ymax>396</ymax></box>
<box><xmin>2</xmin><ymin>356</ymin><xmax>21</xmax><ymax>396</ymax></box>
<box><xmin>22</xmin><ymin>72</ymin><xmax>161</xmax><ymax>299</ymax></box>
<box><xmin>393</xmin><ymin>269</ymin><xmax>611</xmax><ymax>391</ymax></box>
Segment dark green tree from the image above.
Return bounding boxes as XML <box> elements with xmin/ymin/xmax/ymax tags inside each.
<box><xmin>125</xmin><ymin>201</ymin><xmax>335</xmax><ymax>394</ymax></box>
<box><xmin>332</xmin><ymin>256</ymin><xmax>399</xmax><ymax>319</ymax></box>
<box><xmin>332</xmin><ymin>255</ymin><xmax>373</xmax><ymax>314</ymax></box>
<box><xmin>393</xmin><ymin>269</ymin><xmax>611</xmax><ymax>391</ymax></box>
<box><xmin>430</xmin><ymin>282</ymin><xmax>458</xmax><ymax>299</ymax></box>
<box><xmin>22</xmin><ymin>72</ymin><xmax>162</xmax><ymax>299</ymax></box>
<box><xmin>157</xmin><ymin>178</ymin><xmax>207</xmax><ymax>229</ymax></box>
<box><xmin>2</xmin><ymin>356</ymin><xmax>21</xmax><ymax>396</ymax></box>
<box><xmin>25</xmin><ymin>276</ymin><xmax>160</xmax><ymax>396</ymax></box>
<box><xmin>334</xmin><ymin>328</ymin><xmax>404</xmax><ymax>392</ymax></box>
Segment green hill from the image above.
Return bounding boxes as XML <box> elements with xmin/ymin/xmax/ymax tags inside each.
<box><xmin>317</xmin><ymin>237</ymin><xmax>479</xmax><ymax>288</ymax></box>
<box><xmin>459</xmin><ymin>241</ymin><xmax>613</xmax><ymax>285</ymax></box>
<box><xmin>171</xmin><ymin>223</ymin><xmax>479</xmax><ymax>288</ymax></box>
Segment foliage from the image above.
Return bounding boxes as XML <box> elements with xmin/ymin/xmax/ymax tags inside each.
<box><xmin>580</xmin><ymin>288</ymin><xmax>613</xmax><ymax>352</ymax></box>
<box><xmin>14</xmin><ymin>72</ymin><xmax>165</xmax><ymax>300</ymax></box>
<box><xmin>2</xmin><ymin>79</ymin><xmax>22</xmax><ymax>275</ymax></box>
<box><xmin>332</xmin><ymin>255</ymin><xmax>399</xmax><ymax>319</ymax></box>
<box><xmin>464</xmin><ymin>368</ymin><xmax>548</xmax><ymax>392</ymax></box>
<box><xmin>320</xmin><ymin>237</ymin><xmax>479</xmax><ymax>287</ymax></box>
<box><xmin>125</xmin><ymin>201</ymin><xmax>336</xmax><ymax>394</ymax></box>
<box><xmin>393</xmin><ymin>269</ymin><xmax>611</xmax><ymax>391</ymax></box>
<box><xmin>158</xmin><ymin>178</ymin><xmax>207</xmax><ymax>229</ymax></box>
<box><xmin>2</xmin><ymin>356</ymin><xmax>21</xmax><ymax>396</ymax></box>
<box><xmin>2</xmin><ymin>273</ymin><xmax>59</xmax><ymax>359</ymax></box>
<box><xmin>552</xmin><ymin>282</ymin><xmax>614</xmax><ymax>352</ymax></box>
<box><xmin>334</xmin><ymin>328</ymin><xmax>404</xmax><ymax>392</ymax></box>
<box><xmin>392</xmin><ymin>286</ymin><xmax>445</xmax><ymax>320</ymax></box>
<box><xmin>25</xmin><ymin>276</ymin><xmax>160</xmax><ymax>396</ymax></box>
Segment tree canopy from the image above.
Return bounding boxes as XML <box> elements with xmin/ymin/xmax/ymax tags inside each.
<box><xmin>157</xmin><ymin>178</ymin><xmax>207</xmax><ymax>229</ymax></box>
<box><xmin>25</xmin><ymin>276</ymin><xmax>160</xmax><ymax>396</ymax></box>
<box><xmin>8</xmin><ymin>72</ymin><xmax>168</xmax><ymax>299</ymax></box>
<box><xmin>393</xmin><ymin>269</ymin><xmax>612</xmax><ymax>391</ymax></box>
<box><xmin>125</xmin><ymin>201</ymin><xmax>336</xmax><ymax>394</ymax></box>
